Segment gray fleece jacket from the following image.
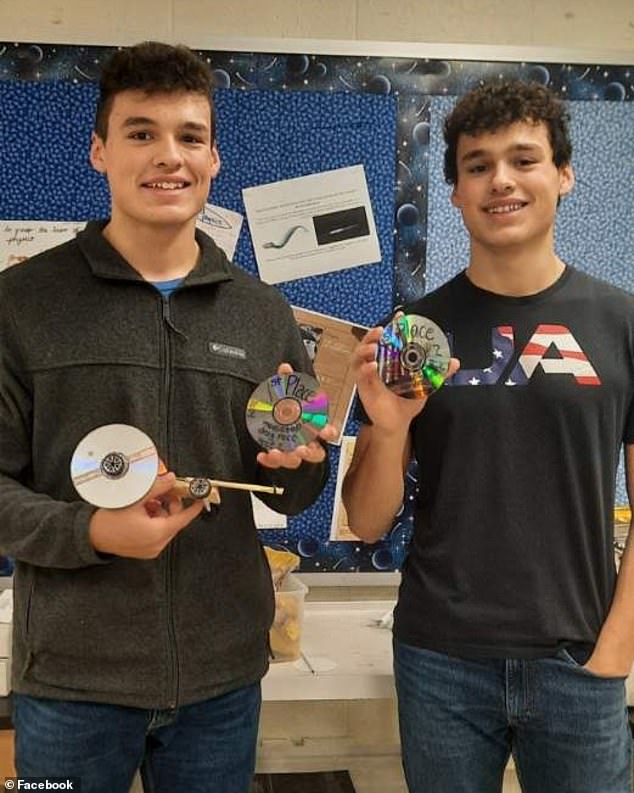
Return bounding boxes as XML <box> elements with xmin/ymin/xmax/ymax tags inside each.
<box><xmin>0</xmin><ymin>221</ymin><xmax>327</xmax><ymax>708</ymax></box>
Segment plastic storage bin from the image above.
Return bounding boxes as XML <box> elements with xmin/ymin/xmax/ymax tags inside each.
<box><xmin>269</xmin><ymin>573</ymin><xmax>308</xmax><ymax>662</ymax></box>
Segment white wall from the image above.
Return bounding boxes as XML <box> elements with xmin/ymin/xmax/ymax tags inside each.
<box><xmin>1</xmin><ymin>0</ymin><xmax>632</xmax><ymax>53</ymax></box>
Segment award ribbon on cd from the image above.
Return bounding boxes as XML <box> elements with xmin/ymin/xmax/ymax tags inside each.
<box><xmin>246</xmin><ymin>372</ymin><xmax>329</xmax><ymax>451</ymax></box>
<box><xmin>70</xmin><ymin>423</ymin><xmax>159</xmax><ymax>508</ymax></box>
<box><xmin>376</xmin><ymin>314</ymin><xmax>450</xmax><ymax>398</ymax></box>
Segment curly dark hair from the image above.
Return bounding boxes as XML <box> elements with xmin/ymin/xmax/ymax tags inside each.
<box><xmin>95</xmin><ymin>41</ymin><xmax>216</xmax><ymax>141</ymax></box>
<box><xmin>443</xmin><ymin>80</ymin><xmax>572</xmax><ymax>184</ymax></box>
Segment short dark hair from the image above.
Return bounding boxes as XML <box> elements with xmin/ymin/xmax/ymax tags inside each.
<box><xmin>443</xmin><ymin>80</ymin><xmax>572</xmax><ymax>184</ymax></box>
<box><xmin>95</xmin><ymin>41</ymin><xmax>216</xmax><ymax>141</ymax></box>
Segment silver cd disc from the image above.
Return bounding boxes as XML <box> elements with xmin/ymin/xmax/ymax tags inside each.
<box><xmin>376</xmin><ymin>314</ymin><xmax>451</xmax><ymax>398</ymax></box>
<box><xmin>245</xmin><ymin>372</ymin><xmax>329</xmax><ymax>451</ymax></box>
<box><xmin>70</xmin><ymin>424</ymin><xmax>159</xmax><ymax>508</ymax></box>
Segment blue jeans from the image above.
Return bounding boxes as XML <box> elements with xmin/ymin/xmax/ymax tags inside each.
<box><xmin>13</xmin><ymin>683</ymin><xmax>261</xmax><ymax>793</ymax></box>
<box><xmin>393</xmin><ymin>639</ymin><xmax>632</xmax><ymax>793</ymax></box>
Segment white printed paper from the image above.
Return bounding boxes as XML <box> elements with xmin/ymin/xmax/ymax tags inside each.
<box><xmin>196</xmin><ymin>202</ymin><xmax>244</xmax><ymax>261</ymax></box>
<box><xmin>251</xmin><ymin>494</ymin><xmax>287</xmax><ymax>530</ymax></box>
<box><xmin>0</xmin><ymin>220</ymin><xmax>86</xmax><ymax>272</ymax></box>
<box><xmin>242</xmin><ymin>165</ymin><xmax>381</xmax><ymax>284</ymax></box>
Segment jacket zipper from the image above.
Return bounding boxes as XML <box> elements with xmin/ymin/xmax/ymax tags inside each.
<box><xmin>160</xmin><ymin>294</ymin><xmax>179</xmax><ymax>709</ymax></box>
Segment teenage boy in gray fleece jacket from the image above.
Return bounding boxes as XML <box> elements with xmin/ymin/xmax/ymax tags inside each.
<box><xmin>0</xmin><ymin>41</ymin><xmax>335</xmax><ymax>793</ymax></box>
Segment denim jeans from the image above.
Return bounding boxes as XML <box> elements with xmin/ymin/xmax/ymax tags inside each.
<box><xmin>13</xmin><ymin>682</ymin><xmax>261</xmax><ymax>793</ymax></box>
<box><xmin>393</xmin><ymin>639</ymin><xmax>632</xmax><ymax>793</ymax></box>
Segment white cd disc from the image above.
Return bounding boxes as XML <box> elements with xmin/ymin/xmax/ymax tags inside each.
<box><xmin>70</xmin><ymin>424</ymin><xmax>159</xmax><ymax>509</ymax></box>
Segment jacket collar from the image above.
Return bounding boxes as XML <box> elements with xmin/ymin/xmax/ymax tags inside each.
<box><xmin>77</xmin><ymin>220</ymin><xmax>234</xmax><ymax>287</ymax></box>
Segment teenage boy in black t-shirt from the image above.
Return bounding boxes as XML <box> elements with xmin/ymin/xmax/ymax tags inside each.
<box><xmin>344</xmin><ymin>80</ymin><xmax>633</xmax><ymax>793</ymax></box>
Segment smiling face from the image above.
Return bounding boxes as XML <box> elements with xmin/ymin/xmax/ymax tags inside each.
<box><xmin>90</xmin><ymin>89</ymin><xmax>220</xmax><ymax>234</ymax></box>
<box><xmin>451</xmin><ymin>120</ymin><xmax>574</xmax><ymax>255</ymax></box>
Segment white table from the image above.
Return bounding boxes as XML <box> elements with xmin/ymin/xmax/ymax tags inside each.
<box><xmin>263</xmin><ymin>598</ymin><xmax>634</xmax><ymax>709</ymax></box>
<box><xmin>262</xmin><ymin>600</ymin><xmax>396</xmax><ymax>701</ymax></box>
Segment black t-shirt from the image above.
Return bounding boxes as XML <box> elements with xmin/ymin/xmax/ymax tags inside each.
<box><xmin>389</xmin><ymin>267</ymin><xmax>634</xmax><ymax>658</ymax></box>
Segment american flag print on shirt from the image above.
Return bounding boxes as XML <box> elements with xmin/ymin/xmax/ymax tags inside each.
<box><xmin>447</xmin><ymin>324</ymin><xmax>601</xmax><ymax>387</ymax></box>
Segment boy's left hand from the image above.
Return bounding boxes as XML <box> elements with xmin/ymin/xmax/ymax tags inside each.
<box><xmin>256</xmin><ymin>363</ymin><xmax>338</xmax><ymax>470</ymax></box>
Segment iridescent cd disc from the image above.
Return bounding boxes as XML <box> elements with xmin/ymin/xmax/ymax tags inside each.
<box><xmin>70</xmin><ymin>424</ymin><xmax>159</xmax><ymax>508</ymax></box>
<box><xmin>246</xmin><ymin>372</ymin><xmax>329</xmax><ymax>451</ymax></box>
<box><xmin>376</xmin><ymin>314</ymin><xmax>451</xmax><ymax>398</ymax></box>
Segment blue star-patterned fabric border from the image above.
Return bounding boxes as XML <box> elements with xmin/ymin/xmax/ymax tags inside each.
<box><xmin>2</xmin><ymin>42</ymin><xmax>631</xmax><ymax>310</ymax></box>
<box><xmin>1</xmin><ymin>42</ymin><xmax>631</xmax><ymax>572</ymax></box>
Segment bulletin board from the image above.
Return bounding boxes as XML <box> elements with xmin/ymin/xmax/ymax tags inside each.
<box><xmin>0</xmin><ymin>41</ymin><xmax>631</xmax><ymax>576</ymax></box>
